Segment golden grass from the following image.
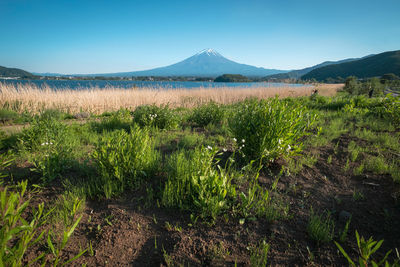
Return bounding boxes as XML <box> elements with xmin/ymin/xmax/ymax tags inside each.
<box><xmin>0</xmin><ymin>83</ymin><xmax>343</xmax><ymax>114</ymax></box>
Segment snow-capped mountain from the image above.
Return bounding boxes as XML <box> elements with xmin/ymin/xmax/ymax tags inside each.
<box><xmin>101</xmin><ymin>49</ymin><xmax>287</xmax><ymax>77</ymax></box>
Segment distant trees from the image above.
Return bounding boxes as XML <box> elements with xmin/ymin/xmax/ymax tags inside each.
<box><xmin>214</xmin><ymin>74</ymin><xmax>250</xmax><ymax>83</ymax></box>
<box><xmin>343</xmin><ymin>76</ymin><xmax>384</xmax><ymax>96</ymax></box>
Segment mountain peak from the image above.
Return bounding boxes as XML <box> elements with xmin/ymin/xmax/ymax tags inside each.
<box><xmin>195</xmin><ymin>48</ymin><xmax>221</xmax><ymax>57</ymax></box>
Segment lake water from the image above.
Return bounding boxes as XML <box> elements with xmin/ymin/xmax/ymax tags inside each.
<box><xmin>0</xmin><ymin>79</ymin><xmax>310</xmax><ymax>90</ymax></box>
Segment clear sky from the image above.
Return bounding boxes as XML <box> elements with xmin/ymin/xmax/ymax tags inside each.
<box><xmin>1</xmin><ymin>0</ymin><xmax>399</xmax><ymax>74</ymax></box>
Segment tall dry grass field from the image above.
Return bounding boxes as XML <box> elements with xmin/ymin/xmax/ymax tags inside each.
<box><xmin>0</xmin><ymin>82</ymin><xmax>342</xmax><ymax>114</ymax></box>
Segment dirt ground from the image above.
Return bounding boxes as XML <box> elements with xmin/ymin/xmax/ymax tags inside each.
<box><xmin>16</xmin><ymin>133</ymin><xmax>400</xmax><ymax>266</ymax></box>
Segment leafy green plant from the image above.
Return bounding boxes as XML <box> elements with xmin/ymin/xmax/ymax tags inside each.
<box><xmin>249</xmin><ymin>240</ymin><xmax>270</xmax><ymax>267</ymax></box>
<box><xmin>91</xmin><ymin>126</ymin><xmax>159</xmax><ymax>198</ymax></box>
<box><xmin>188</xmin><ymin>101</ymin><xmax>225</xmax><ymax>127</ymax></box>
<box><xmin>237</xmin><ymin>175</ymin><xmax>287</xmax><ymax>222</ymax></box>
<box><xmin>46</xmin><ymin>215</ymin><xmax>87</xmax><ymax>266</ymax></box>
<box><xmin>177</xmin><ymin>133</ymin><xmax>205</xmax><ymax>149</ymax></box>
<box><xmin>162</xmin><ymin>146</ymin><xmax>236</xmax><ymax>222</ymax></box>
<box><xmin>0</xmin><ymin>180</ymin><xmax>86</xmax><ymax>265</ymax></box>
<box><xmin>339</xmin><ymin>218</ymin><xmax>351</xmax><ymax>243</ymax></box>
<box><xmin>229</xmin><ymin>97</ymin><xmax>317</xmax><ymax>163</ymax></box>
<box><xmin>307</xmin><ymin>209</ymin><xmax>335</xmax><ymax>245</ymax></box>
<box><xmin>369</xmin><ymin>94</ymin><xmax>400</xmax><ymax>126</ymax></box>
<box><xmin>40</xmin><ymin>108</ymin><xmax>69</xmax><ymax>121</ymax></box>
<box><xmin>348</xmin><ymin>141</ymin><xmax>363</xmax><ymax>162</ymax></box>
<box><xmin>19</xmin><ymin>116</ymin><xmax>76</xmax><ymax>182</ymax></box>
<box><xmin>335</xmin><ymin>231</ymin><xmax>396</xmax><ymax>266</ymax></box>
<box><xmin>0</xmin><ymin>109</ymin><xmax>19</xmax><ymax>124</ymax></box>
<box><xmin>52</xmin><ymin>190</ymin><xmax>85</xmax><ymax>228</ymax></box>
<box><xmin>133</xmin><ymin>104</ymin><xmax>178</xmax><ymax>129</ymax></box>
<box><xmin>91</xmin><ymin>109</ymin><xmax>132</xmax><ymax>132</ymax></box>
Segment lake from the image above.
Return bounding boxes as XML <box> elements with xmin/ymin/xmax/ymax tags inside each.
<box><xmin>0</xmin><ymin>79</ymin><xmax>310</xmax><ymax>90</ymax></box>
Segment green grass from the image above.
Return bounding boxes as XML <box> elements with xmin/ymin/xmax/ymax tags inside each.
<box><xmin>162</xmin><ymin>146</ymin><xmax>236</xmax><ymax>222</ymax></box>
<box><xmin>307</xmin><ymin>209</ymin><xmax>335</xmax><ymax>245</ymax></box>
<box><xmin>1</xmin><ymin>92</ymin><xmax>400</xmax><ymax>265</ymax></box>
<box><xmin>91</xmin><ymin>125</ymin><xmax>160</xmax><ymax>198</ymax></box>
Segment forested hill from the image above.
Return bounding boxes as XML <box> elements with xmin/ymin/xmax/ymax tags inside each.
<box><xmin>0</xmin><ymin>66</ymin><xmax>34</xmax><ymax>78</ymax></box>
<box><xmin>301</xmin><ymin>50</ymin><xmax>400</xmax><ymax>81</ymax></box>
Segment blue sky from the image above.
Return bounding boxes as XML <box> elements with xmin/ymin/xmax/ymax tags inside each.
<box><xmin>1</xmin><ymin>0</ymin><xmax>399</xmax><ymax>74</ymax></box>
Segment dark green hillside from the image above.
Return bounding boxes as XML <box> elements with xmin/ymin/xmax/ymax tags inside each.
<box><xmin>264</xmin><ymin>57</ymin><xmax>362</xmax><ymax>81</ymax></box>
<box><xmin>0</xmin><ymin>66</ymin><xmax>34</xmax><ymax>78</ymax></box>
<box><xmin>302</xmin><ymin>50</ymin><xmax>400</xmax><ymax>81</ymax></box>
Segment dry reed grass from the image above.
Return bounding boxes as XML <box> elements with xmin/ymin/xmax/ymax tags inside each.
<box><xmin>0</xmin><ymin>82</ymin><xmax>342</xmax><ymax>114</ymax></box>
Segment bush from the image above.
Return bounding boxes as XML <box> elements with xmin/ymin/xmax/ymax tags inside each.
<box><xmin>132</xmin><ymin>104</ymin><xmax>178</xmax><ymax>129</ymax></box>
<box><xmin>229</xmin><ymin>97</ymin><xmax>317</xmax><ymax>163</ymax></box>
<box><xmin>188</xmin><ymin>102</ymin><xmax>225</xmax><ymax>127</ymax></box>
<box><xmin>162</xmin><ymin>146</ymin><xmax>236</xmax><ymax>222</ymax></box>
<box><xmin>369</xmin><ymin>94</ymin><xmax>400</xmax><ymax>126</ymax></box>
<box><xmin>19</xmin><ymin>116</ymin><xmax>76</xmax><ymax>182</ymax></box>
<box><xmin>91</xmin><ymin>126</ymin><xmax>159</xmax><ymax>198</ymax></box>
<box><xmin>40</xmin><ymin>109</ymin><xmax>69</xmax><ymax>121</ymax></box>
<box><xmin>91</xmin><ymin>109</ymin><xmax>132</xmax><ymax>132</ymax></box>
<box><xmin>0</xmin><ymin>109</ymin><xmax>19</xmax><ymax>124</ymax></box>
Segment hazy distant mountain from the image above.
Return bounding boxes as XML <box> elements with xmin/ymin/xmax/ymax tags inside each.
<box><xmin>302</xmin><ymin>50</ymin><xmax>400</xmax><ymax>81</ymax></box>
<box><xmin>31</xmin><ymin>72</ymin><xmax>65</xmax><ymax>77</ymax></box>
<box><xmin>99</xmin><ymin>49</ymin><xmax>287</xmax><ymax>77</ymax></box>
<box><xmin>0</xmin><ymin>66</ymin><xmax>34</xmax><ymax>78</ymax></box>
<box><xmin>264</xmin><ymin>56</ymin><xmax>373</xmax><ymax>80</ymax></box>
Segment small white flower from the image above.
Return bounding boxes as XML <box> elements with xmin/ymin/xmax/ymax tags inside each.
<box><xmin>223</xmin><ymin>148</ymin><xmax>227</xmax><ymax>152</ymax></box>
<box><xmin>206</xmin><ymin>145</ymin><xmax>212</xmax><ymax>150</ymax></box>
<box><xmin>241</xmin><ymin>139</ymin><xmax>245</xmax><ymax>143</ymax></box>
<box><xmin>278</xmin><ymin>139</ymin><xmax>282</xmax><ymax>145</ymax></box>
<box><xmin>286</xmin><ymin>145</ymin><xmax>291</xmax><ymax>152</ymax></box>
<box><xmin>233</xmin><ymin>138</ymin><xmax>237</xmax><ymax>142</ymax></box>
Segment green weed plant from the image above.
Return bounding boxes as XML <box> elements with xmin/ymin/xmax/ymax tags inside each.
<box><xmin>92</xmin><ymin>126</ymin><xmax>159</xmax><ymax>198</ymax></box>
<box><xmin>229</xmin><ymin>97</ymin><xmax>317</xmax><ymax>163</ymax></box>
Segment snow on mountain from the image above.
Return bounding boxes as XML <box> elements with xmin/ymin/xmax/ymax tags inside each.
<box><xmin>101</xmin><ymin>49</ymin><xmax>287</xmax><ymax>77</ymax></box>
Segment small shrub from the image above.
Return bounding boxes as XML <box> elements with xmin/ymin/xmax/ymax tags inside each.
<box><xmin>188</xmin><ymin>102</ymin><xmax>225</xmax><ymax>127</ymax></box>
<box><xmin>335</xmin><ymin>230</ymin><xmax>396</xmax><ymax>266</ymax></box>
<box><xmin>40</xmin><ymin>109</ymin><xmax>68</xmax><ymax>121</ymax></box>
<box><xmin>229</xmin><ymin>97</ymin><xmax>317</xmax><ymax>163</ymax></box>
<box><xmin>177</xmin><ymin>133</ymin><xmax>205</xmax><ymax>149</ymax></box>
<box><xmin>249</xmin><ymin>240</ymin><xmax>270</xmax><ymax>267</ymax></box>
<box><xmin>91</xmin><ymin>126</ymin><xmax>159</xmax><ymax>198</ymax></box>
<box><xmin>162</xmin><ymin>146</ymin><xmax>236</xmax><ymax>222</ymax></box>
<box><xmin>307</xmin><ymin>209</ymin><xmax>335</xmax><ymax>245</ymax></box>
<box><xmin>133</xmin><ymin>104</ymin><xmax>178</xmax><ymax>129</ymax></box>
<box><xmin>237</xmin><ymin>176</ymin><xmax>288</xmax><ymax>222</ymax></box>
<box><xmin>0</xmin><ymin>109</ymin><xmax>19</xmax><ymax>123</ymax></box>
<box><xmin>368</xmin><ymin>94</ymin><xmax>400</xmax><ymax>126</ymax></box>
<box><xmin>91</xmin><ymin>109</ymin><xmax>132</xmax><ymax>132</ymax></box>
<box><xmin>0</xmin><ymin>181</ymin><xmax>86</xmax><ymax>265</ymax></box>
<box><xmin>19</xmin><ymin>116</ymin><xmax>76</xmax><ymax>182</ymax></box>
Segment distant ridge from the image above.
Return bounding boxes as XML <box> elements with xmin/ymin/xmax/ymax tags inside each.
<box><xmin>264</xmin><ymin>56</ymin><xmax>373</xmax><ymax>80</ymax></box>
<box><xmin>96</xmin><ymin>49</ymin><xmax>288</xmax><ymax>77</ymax></box>
<box><xmin>0</xmin><ymin>65</ymin><xmax>34</xmax><ymax>78</ymax></box>
<box><xmin>302</xmin><ymin>50</ymin><xmax>400</xmax><ymax>81</ymax></box>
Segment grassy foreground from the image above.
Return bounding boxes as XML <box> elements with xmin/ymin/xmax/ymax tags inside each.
<box><xmin>1</xmin><ymin>87</ymin><xmax>399</xmax><ymax>266</ymax></box>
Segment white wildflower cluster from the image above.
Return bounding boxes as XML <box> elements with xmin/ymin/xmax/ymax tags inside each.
<box><xmin>148</xmin><ymin>113</ymin><xmax>158</xmax><ymax>121</ymax></box>
<box><xmin>286</xmin><ymin>144</ymin><xmax>291</xmax><ymax>152</ymax></box>
<box><xmin>206</xmin><ymin>145</ymin><xmax>213</xmax><ymax>150</ymax></box>
<box><xmin>41</xmin><ymin>142</ymin><xmax>53</xmax><ymax>146</ymax></box>
<box><xmin>238</xmin><ymin>138</ymin><xmax>245</xmax><ymax>150</ymax></box>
